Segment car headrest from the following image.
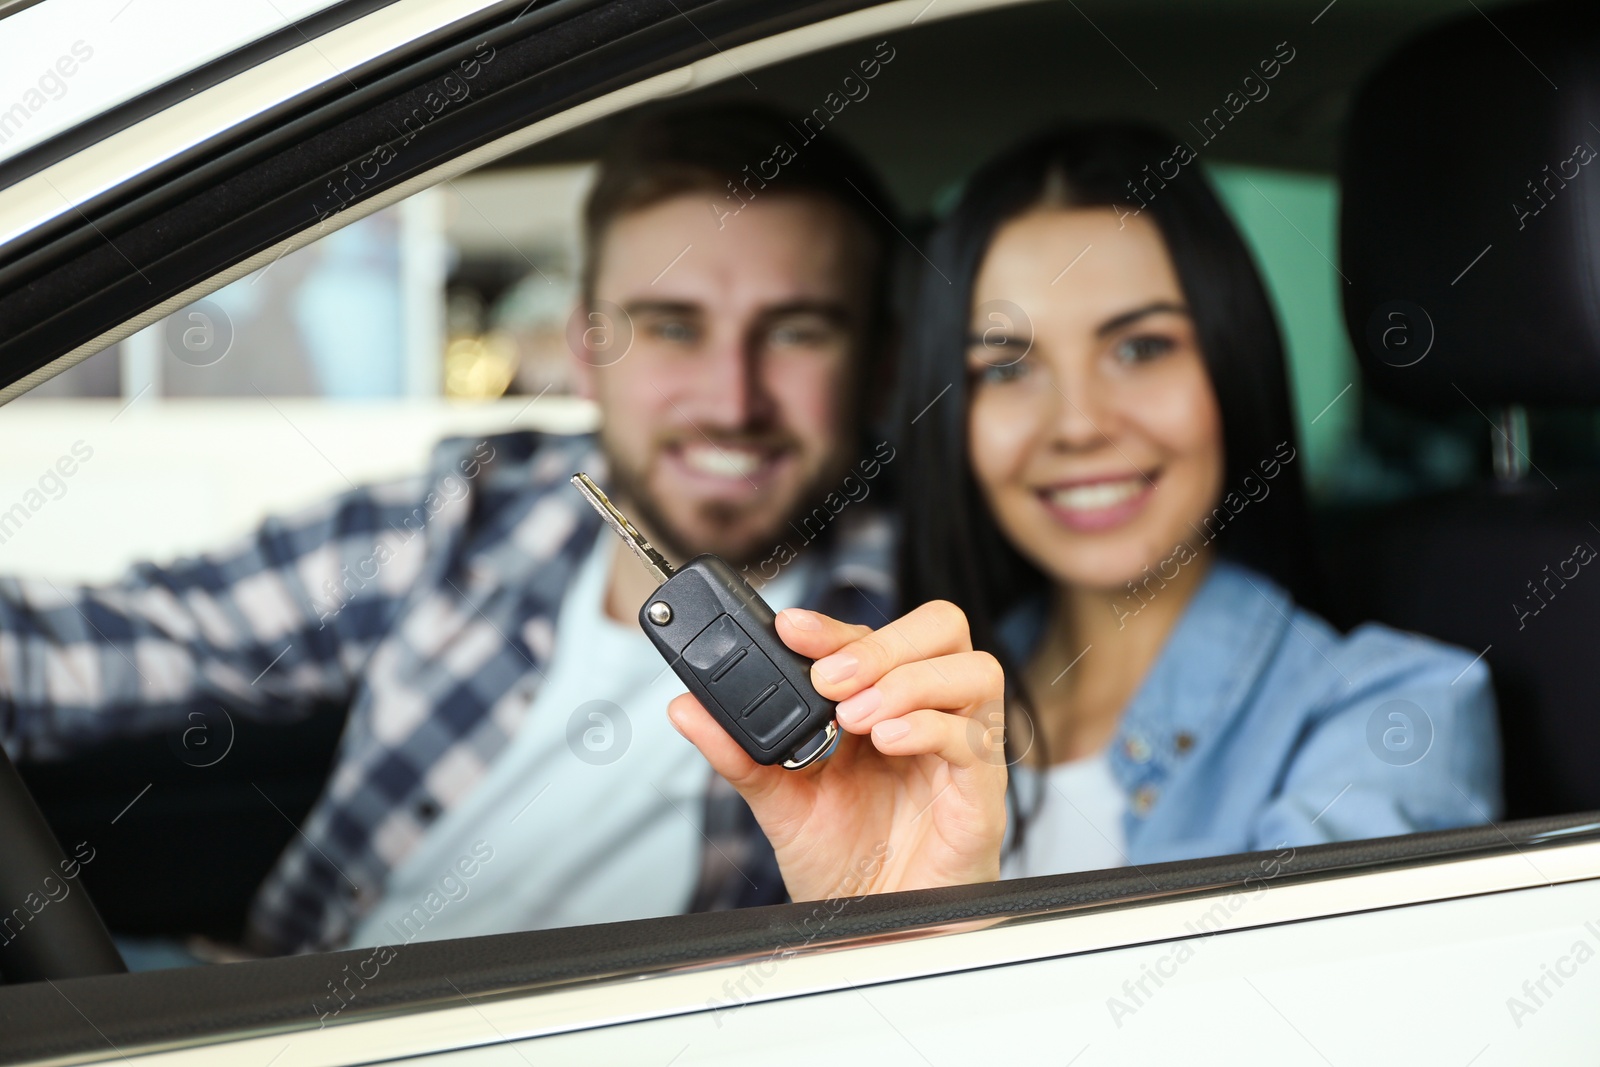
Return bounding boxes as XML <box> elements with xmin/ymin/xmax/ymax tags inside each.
<box><xmin>1340</xmin><ymin>0</ymin><xmax>1600</xmax><ymax>412</ymax></box>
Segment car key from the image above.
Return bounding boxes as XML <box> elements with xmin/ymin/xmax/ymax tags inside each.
<box><xmin>571</xmin><ymin>473</ymin><xmax>839</xmax><ymax>770</ymax></box>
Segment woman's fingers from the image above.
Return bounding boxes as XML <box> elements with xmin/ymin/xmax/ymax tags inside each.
<box><xmin>868</xmin><ymin>706</ymin><xmax>1000</xmax><ymax>767</ymax></box>
<box><xmin>873</xmin><ymin>707</ymin><xmax>1007</xmax><ymax>885</ymax></box>
<box><xmin>789</xmin><ymin>600</ymin><xmax>975</xmax><ymax>702</ymax></box>
<box><xmin>833</xmin><ymin>649</ymin><xmax>1005</xmax><ymax>733</ymax></box>
<box><xmin>774</xmin><ymin>608</ymin><xmax>873</xmax><ymax>661</ymax></box>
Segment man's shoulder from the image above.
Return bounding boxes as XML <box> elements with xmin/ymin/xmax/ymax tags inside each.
<box><xmin>425</xmin><ymin>429</ymin><xmax>602</xmax><ymax>499</ymax></box>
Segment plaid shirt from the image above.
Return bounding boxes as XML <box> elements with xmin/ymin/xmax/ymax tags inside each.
<box><xmin>0</xmin><ymin>431</ymin><xmax>895</xmax><ymax>954</ymax></box>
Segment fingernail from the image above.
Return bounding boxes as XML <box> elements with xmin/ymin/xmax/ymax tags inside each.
<box><xmin>874</xmin><ymin>719</ymin><xmax>910</xmax><ymax>741</ymax></box>
<box><xmin>666</xmin><ymin>705</ymin><xmax>687</xmax><ymax>735</ymax></box>
<box><xmin>781</xmin><ymin>608</ymin><xmax>821</xmax><ymax>631</ymax></box>
<box><xmin>835</xmin><ymin>686</ymin><xmax>881</xmax><ymax>726</ymax></box>
<box><xmin>812</xmin><ymin>652</ymin><xmax>858</xmax><ymax>684</ymax></box>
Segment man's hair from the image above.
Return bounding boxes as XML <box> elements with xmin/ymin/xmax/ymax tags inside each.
<box><xmin>580</xmin><ymin>103</ymin><xmax>899</xmax><ymax>379</ymax></box>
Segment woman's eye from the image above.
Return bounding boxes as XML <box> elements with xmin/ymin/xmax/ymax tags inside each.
<box><xmin>768</xmin><ymin>319</ymin><xmax>839</xmax><ymax>348</ymax></box>
<box><xmin>771</xmin><ymin>326</ymin><xmax>819</xmax><ymax>346</ymax></box>
<box><xmin>969</xmin><ymin>357</ymin><xmax>1031</xmax><ymax>385</ymax></box>
<box><xmin>1114</xmin><ymin>334</ymin><xmax>1176</xmax><ymax>364</ymax></box>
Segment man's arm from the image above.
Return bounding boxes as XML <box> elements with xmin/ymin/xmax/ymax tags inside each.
<box><xmin>0</xmin><ymin>475</ymin><xmax>437</xmax><ymax>760</ymax></box>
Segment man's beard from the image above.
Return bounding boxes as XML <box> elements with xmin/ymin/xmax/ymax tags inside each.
<box><xmin>599</xmin><ymin>432</ymin><xmax>849</xmax><ymax>571</ymax></box>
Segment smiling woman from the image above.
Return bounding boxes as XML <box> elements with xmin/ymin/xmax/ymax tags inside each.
<box><xmin>897</xmin><ymin>120</ymin><xmax>1502</xmax><ymax>875</ymax></box>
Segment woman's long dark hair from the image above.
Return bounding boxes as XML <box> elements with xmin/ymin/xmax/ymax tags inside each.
<box><xmin>896</xmin><ymin>123</ymin><xmax>1318</xmax><ymax>837</ymax></box>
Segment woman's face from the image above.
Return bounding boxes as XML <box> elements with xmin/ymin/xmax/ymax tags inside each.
<box><xmin>965</xmin><ymin>207</ymin><xmax>1225</xmax><ymax>593</ymax></box>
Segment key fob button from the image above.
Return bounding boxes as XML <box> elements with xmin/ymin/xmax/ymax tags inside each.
<box><xmin>737</xmin><ymin>681</ymin><xmax>779</xmax><ymax>718</ymax></box>
<box><xmin>710</xmin><ymin>646</ymin><xmax>747</xmax><ymax>683</ymax></box>
<box><xmin>745</xmin><ymin>682</ymin><xmax>809</xmax><ymax>747</ymax></box>
<box><xmin>684</xmin><ymin>614</ymin><xmax>792</xmax><ymax>731</ymax></box>
<box><xmin>707</xmin><ymin>648</ymin><xmax>780</xmax><ymax>718</ymax></box>
<box><xmin>682</xmin><ymin>615</ymin><xmax>742</xmax><ymax>672</ymax></box>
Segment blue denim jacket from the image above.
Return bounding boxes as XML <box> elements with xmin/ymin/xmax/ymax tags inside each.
<box><xmin>998</xmin><ymin>559</ymin><xmax>1504</xmax><ymax>863</ymax></box>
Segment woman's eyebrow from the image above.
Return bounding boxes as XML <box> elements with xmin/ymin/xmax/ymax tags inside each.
<box><xmin>1095</xmin><ymin>301</ymin><xmax>1190</xmax><ymax>337</ymax></box>
<box><xmin>965</xmin><ymin>335</ymin><xmax>1026</xmax><ymax>348</ymax></box>
<box><xmin>964</xmin><ymin>325</ymin><xmax>1029</xmax><ymax>346</ymax></box>
<box><xmin>622</xmin><ymin>300</ymin><xmax>701</xmax><ymax>318</ymax></box>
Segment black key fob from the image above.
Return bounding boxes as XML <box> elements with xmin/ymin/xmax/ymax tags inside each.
<box><xmin>571</xmin><ymin>473</ymin><xmax>839</xmax><ymax>770</ymax></box>
<box><xmin>640</xmin><ymin>555</ymin><xmax>838</xmax><ymax>768</ymax></box>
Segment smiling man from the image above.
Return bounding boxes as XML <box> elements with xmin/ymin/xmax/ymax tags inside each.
<box><xmin>0</xmin><ymin>104</ymin><xmax>903</xmax><ymax>960</ymax></box>
<box><xmin>574</xmin><ymin>114</ymin><xmax>890</xmax><ymax>625</ymax></box>
<box><xmin>339</xmin><ymin>107</ymin><xmax>904</xmax><ymax>949</ymax></box>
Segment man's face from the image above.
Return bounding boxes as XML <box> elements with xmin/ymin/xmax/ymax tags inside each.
<box><xmin>574</xmin><ymin>192</ymin><xmax>872</xmax><ymax>567</ymax></box>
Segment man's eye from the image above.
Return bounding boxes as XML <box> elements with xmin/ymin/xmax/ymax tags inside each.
<box><xmin>650</xmin><ymin>320</ymin><xmax>698</xmax><ymax>345</ymax></box>
<box><xmin>768</xmin><ymin>321</ymin><xmax>838</xmax><ymax>348</ymax></box>
<box><xmin>1114</xmin><ymin>334</ymin><xmax>1176</xmax><ymax>363</ymax></box>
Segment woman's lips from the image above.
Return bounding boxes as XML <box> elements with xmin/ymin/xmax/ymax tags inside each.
<box><xmin>1036</xmin><ymin>474</ymin><xmax>1156</xmax><ymax>533</ymax></box>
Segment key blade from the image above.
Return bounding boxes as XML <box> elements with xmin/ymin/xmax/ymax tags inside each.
<box><xmin>570</xmin><ymin>473</ymin><xmax>676</xmax><ymax>585</ymax></box>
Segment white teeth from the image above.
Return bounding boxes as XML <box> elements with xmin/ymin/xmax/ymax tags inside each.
<box><xmin>1046</xmin><ymin>478</ymin><xmax>1144</xmax><ymax>511</ymax></box>
<box><xmin>680</xmin><ymin>444</ymin><xmax>764</xmax><ymax>477</ymax></box>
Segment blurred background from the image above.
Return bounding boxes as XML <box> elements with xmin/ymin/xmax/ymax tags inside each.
<box><xmin>0</xmin><ymin>166</ymin><xmax>599</xmax><ymax>580</ymax></box>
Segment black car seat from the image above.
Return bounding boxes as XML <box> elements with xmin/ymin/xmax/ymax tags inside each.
<box><xmin>1327</xmin><ymin>0</ymin><xmax>1600</xmax><ymax>818</ymax></box>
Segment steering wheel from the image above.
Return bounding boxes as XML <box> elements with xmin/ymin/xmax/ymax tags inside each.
<box><xmin>0</xmin><ymin>741</ymin><xmax>125</xmax><ymax>983</ymax></box>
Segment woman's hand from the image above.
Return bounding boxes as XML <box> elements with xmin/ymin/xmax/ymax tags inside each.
<box><xmin>667</xmin><ymin>600</ymin><xmax>1007</xmax><ymax>902</ymax></box>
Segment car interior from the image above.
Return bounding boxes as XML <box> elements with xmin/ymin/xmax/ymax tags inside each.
<box><xmin>1</xmin><ymin>0</ymin><xmax>1598</xmax><ymax>1060</ymax></box>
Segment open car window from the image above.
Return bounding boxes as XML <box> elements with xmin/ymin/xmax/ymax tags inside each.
<box><xmin>0</xmin><ymin>0</ymin><xmax>1598</xmax><ymax>1062</ymax></box>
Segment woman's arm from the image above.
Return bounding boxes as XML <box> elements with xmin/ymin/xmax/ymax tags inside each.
<box><xmin>668</xmin><ymin>599</ymin><xmax>1009</xmax><ymax>901</ymax></box>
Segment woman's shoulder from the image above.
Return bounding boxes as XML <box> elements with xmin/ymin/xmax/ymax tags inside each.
<box><xmin>1201</xmin><ymin>563</ymin><xmax>1500</xmax><ymax>803</ymax></box>
<box><xmin>1206</xmin><ymin>559</ymin><xmax>1487</xmax><ymax>693</ymax></box>
<box><xmin>1251</xmin><ymin>568</ymin><xmax>1487</xmax><ymax>703</ymax></box>
<box><xmin>1191</xmin><ymin>560</ymin><xmax>1504</xmax><ymax>834</ymax></box>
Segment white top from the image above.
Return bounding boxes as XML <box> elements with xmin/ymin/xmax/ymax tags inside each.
<box><xmin>347</xmin><ymin>535</ymin><xmax>813</xmax><ymax>946</ymax></box>
<box><xmin>1000</xmin><ymin>753</ymin><xmax>1129</xmax><ymax>880</ymax></box>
